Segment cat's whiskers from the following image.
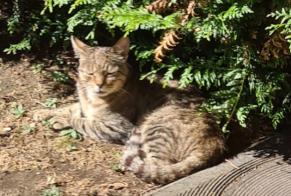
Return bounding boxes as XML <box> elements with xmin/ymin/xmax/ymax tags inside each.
<box><xmin>120</xmin><ymin>88</ymin><xmax>132</xmax><ymax>97</ymax></box>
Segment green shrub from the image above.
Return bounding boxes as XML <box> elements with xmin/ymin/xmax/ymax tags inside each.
<box><xmin>2</xmin><ymin>0</ymin><xmax>291</xmax><ymax>132</ymax></box>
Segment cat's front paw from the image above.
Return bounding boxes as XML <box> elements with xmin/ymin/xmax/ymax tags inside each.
<box><xmin>50</xmin><ymin>116</ymin><xmax>71</xmax><ymax>130</ymax></box>
<box><xmin>33</xmin><ymin>109</ymin><xmax>54</xmax><ymax>122</ymax></box>
<box><xmin>33</xmin><ymin>110</ymin><xmax>70</xmax><ymax>130</ymax></box>
<box><xmin>69</xmin><ymin>104</ymin><xmax>82</xmax><ymax>118</ymax></box>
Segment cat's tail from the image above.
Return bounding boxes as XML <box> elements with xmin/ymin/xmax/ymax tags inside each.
<box><xmin>122</xmin><ymin>130</ymin><xmax>210</xmax><ymax>184</ymax></box>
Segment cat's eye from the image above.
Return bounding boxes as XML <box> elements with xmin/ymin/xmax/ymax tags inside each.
<box><xmin>81</xmin><ymin>71</ymin><xmax>94</xmax><ymax>76</ymax></box>
<box><xmin>106</xmin><ymin>73</ymin><xmax>116</xmax><ymax>81</ymax></box>
<box><xmin>106</xmin><ymin>73</ymin><xmax>115</xmax><ymax>78</ymax></box>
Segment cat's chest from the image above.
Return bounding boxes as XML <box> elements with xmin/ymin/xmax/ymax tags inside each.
<box><xmin>80</xmin><ymin>96</ymin><xmax>137</xmax><ymax>122</ymax></box>
<box><xmin>78</xmin><ymin>94</ymin><xmax>101</xmax><ymax>119</ymax></box>
<box><xmin>80</xmin><ymin>99</ymin><xmax>106</xmax><ymax>119</ymax></box>
<box><xmin>82</xmin><ymin>104</ymin><xmax>97</xmax><ymax>119</ymax></box>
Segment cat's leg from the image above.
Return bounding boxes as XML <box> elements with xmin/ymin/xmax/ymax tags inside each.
<box><xmin>121</xmin><ymin>128</ymin><xmax>144</xmax><ymax>172</ymax></box>
<box><xmin>33</xmin><ymin>103</ymin><xmax>80</xmax><ymax>130</ymax></box>
<box><xmin>70</xmin><ymin>114</ymin><xmax>134</xmax><ymax>144</ymax></box>
<box><xmin>50</xmin><ymin>103</ymin><xmax>82</xmax><ymax>130</ymax></box>
<box><xmin>33</xmin><ymin>104</ymin><xmax>73</xmax><ymax>121</ymax></box>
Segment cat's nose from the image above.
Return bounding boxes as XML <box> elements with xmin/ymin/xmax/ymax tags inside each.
<box><xmin>95</xmin><ymin>85</ymin><xmax>101</xmax><ymax>93</ymax></box>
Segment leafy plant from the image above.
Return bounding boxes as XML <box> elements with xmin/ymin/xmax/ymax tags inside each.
<box><xmin>59</xmin><ymin>128</ymin><xmax>82</xmax><ymax>140</ymax></box>
<box><xmin>32</xmin><ymin>63</ymin><xmax>45</xmax><ymax>73</ymax></box>
<box><xmin>51</xmin><ymin>71</ymin><xmax>69</xmax><ymax>83</ymax></box>
<box><xmin>42</xmin><ymin>119</ymin><xmax>54</xmax><ymax>129</ymax></box>
<box><xmin>266</xmin><ymin>8</ymin><xmax>291</xmax><ymax>52</ymax></box>
<box><xmin>111</xmin><ymin>163</ymin><xmax>123</xmax><ymax>172</ymax></box>
<box><xmin>10</xmin><ymin>103</ymin><xmax>26</xmax><ymax>118</ymax></box>
<box><xmin>99</xmin><ymin>5</ymin><xmax>180</xmax><ymax>35</ymax></box>
<box><xmin>3</xmin><ymin>38</ymin><xmax>31</xmax><ymax>54</ymax></box>
<box><xmin>111</xmin><ymin>152</ymin><xmax>123</xmax><ymax>172</ymax></box>
<box><xmin>42</xmin><ymin>98</ymin><xmax>58</xmax><ymax>109</ymax></box>
<box><xmin>3</xmin><ymin>0</ymin><xmax>291</xmax><ymax>133</ymax></box>
<box><xmin>41</xmin><ymin>185</ymin><xmax>62</xmax><ymax>196</ymax></box>
<box><xmin>22</xmin><ymin>123</ymin><xmax>36</xmax><ymax>134</ymax></box>
<box><xmin>2</xmin><ymin>0</ymin><xmax>69</xmax><ymax>54</ymax></box>
<box><xmin>54</xmin><ymin>135</ymin><xmax>78</xmax><ymax>151</ymax></box>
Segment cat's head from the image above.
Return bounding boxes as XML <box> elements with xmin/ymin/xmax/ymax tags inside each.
<box><xmin>71</xmin><ymin>36</ymin><xmax>130</xmax><ymax>99</ymax></box>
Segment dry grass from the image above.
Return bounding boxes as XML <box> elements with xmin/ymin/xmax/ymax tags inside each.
<box><xmin>0</xmin><ymin>58</ymin><xmax>155</xmax><ymax>195</ymax></box>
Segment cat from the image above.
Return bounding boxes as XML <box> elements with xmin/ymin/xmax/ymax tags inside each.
<box><xmin>34</xmin><ymin>36</ymin><xmax>225</xmax><ymax>184</ymax></box>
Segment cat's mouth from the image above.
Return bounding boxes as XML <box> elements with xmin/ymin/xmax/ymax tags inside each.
<box><xmin>94</xmin><ymin>90</ymin><xmax>106</xmax><ymax>96</ymax></box>
<box><xmin>88</xmin><ymin>89</ymin><xmax>109</xmax><ymax>98</ymax></box>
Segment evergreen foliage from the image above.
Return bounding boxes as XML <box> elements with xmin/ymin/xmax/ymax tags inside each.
<box><xmin>1</xmin><ymin>0</ymin><xmax>291</xmax><ymax>132</ymax></box>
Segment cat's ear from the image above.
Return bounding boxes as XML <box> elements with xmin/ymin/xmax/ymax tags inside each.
<box><xmin>112</xmin><ymin>37</ymin><xmax>130</xmax><ymax>58</ymax></box>
<box><xmin>71</xmin><ymin>36</ymin><xmax>90</xmax><ymax>58</ymax></box>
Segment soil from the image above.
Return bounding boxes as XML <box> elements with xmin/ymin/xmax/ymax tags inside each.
<box><xmin>0</xmin><ymin>57</ymin><xmax>156</xmax><ymax>196</ymax></box>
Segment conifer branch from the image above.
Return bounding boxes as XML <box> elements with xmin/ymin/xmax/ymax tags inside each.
<box><xmin>153</xmin><ymin>1</ymin><xmax>198</xmax><ymax>62</ymax></box>
<box><xmin>260</xmin><ymin>33</ymin><xmax>290</xmax><ymax>61</ymax></box>
<box><xmin>154</xmin><ymin>30</ymin><xmax>181</xmax><ymax>62</ymax></box>
<box><xmin>146</xmin><ymin>0</ymin><xmax>171</xmax><ymax>14</ymax></box>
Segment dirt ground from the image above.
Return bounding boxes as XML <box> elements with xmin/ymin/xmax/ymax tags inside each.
<box><xmin>0</xmin><ymin>58</ymin><xmax>156</xmax><ymax>196</ymax></box>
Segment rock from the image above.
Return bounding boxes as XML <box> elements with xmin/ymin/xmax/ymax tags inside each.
<box><xmin>0</xmin><ymin>127</ymin><xmax>12</xmax><ymax>136</ymax></box>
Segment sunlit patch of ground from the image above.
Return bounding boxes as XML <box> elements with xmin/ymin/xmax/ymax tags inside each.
<box><xmin>0</xmin><ymin>58</ymin><xmax>155</xmax><ymax>196</ymax></box>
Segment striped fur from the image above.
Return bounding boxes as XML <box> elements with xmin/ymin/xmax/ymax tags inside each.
<box><xmin>122</xmin><ymin>101</ymin><xmax>224</xmax><ymax>184</ymax></box>
<box><xmin>69</xmin><ymin>111</ymin><xmax>134</xmax><ymax>144</ymax></box>
<box><xmin>35</xmin><ymin>36</ymin><xmax>225</xmax><ymax>184</ymax></box>
<box><xmin>69</xmin><ymin>36</ymin><xmax>136</xmax><ymax>144</ymax></box>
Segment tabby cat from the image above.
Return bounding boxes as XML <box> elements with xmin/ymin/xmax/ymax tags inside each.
<box><xmin>34</xmin><ymin>36</ymin><xmax>225</xmax><ymax>184</ymax></box>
